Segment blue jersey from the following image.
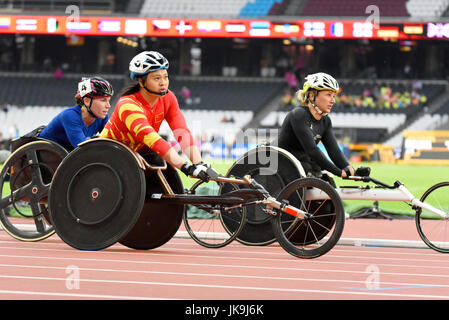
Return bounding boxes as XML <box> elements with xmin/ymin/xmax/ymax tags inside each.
<box><xmin>39</xmin><ymin>105</ymin><xmax>108</xmax><ymax>151</ymax></box>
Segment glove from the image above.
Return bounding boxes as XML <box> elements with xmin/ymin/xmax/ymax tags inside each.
<box><xmin>180</xmin><ymin>162</ymin><xmax>196</xmax><ymax>176</ymax></box>
<box><xmin>180</xmin><ymin>162</ymin><xmax>217</xmax><ymax>182</ymax></box>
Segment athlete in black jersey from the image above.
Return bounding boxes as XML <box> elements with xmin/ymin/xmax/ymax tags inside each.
<box><xmin>277</xmin><ymin>72</ymin><xmax>355</xmax><ymax>179</ymax></box>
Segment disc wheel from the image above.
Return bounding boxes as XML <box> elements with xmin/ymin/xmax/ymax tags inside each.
<box><xmin>0</xmin><ymin>140</ymin><xmax>67</xmax><ymax>241</ymax></box>
<box><xmin>183</xmin><ymin>180</ymin><xmax>246</xmax><ymax>248</ymax></box>
<box><xmin>119</xmin><ymin>166</ymin><xmax>184</xmax><ymax>250</ymax></box>
<box><xmin>49</xmin><ymin>140</ymin><xmax>146</xmax><ymax>251</ymax></box>
<box><xmin>271</xmin><ymin>177</ymin><xmax>345</xmax><ymax>259</ymax></box>
<box><xmin>415</xmin><ymin>181</ymin><xmax>449</xmax><ymax>253</ymax></box>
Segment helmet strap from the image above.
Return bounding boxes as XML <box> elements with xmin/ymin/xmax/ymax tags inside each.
<box><xmin>308</xmin><ymin>90</ymin><xmax>328</xmax><ymax>116</ymax></box>
<box><xmin>83</xmin><ymin>97</ymin><xmax>98</xmax><ymax>119</ymax></box>
<box><xmin>143</xmin><ymin>86</ymin><xmax>168</xmax><ymax>97</ymax></box>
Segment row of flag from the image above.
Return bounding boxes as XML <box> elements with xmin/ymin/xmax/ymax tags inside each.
<box><xmin>0</xmin><ymin>16</ymin><xmax>302</xmax><ymax>36</ymax></box>
<box><xmin>1</xmin><ymin>16</ymin><xmax>444</xmax><ymax>39</ymax></box>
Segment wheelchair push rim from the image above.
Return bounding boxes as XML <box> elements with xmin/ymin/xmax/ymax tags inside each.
<box><xmin>0</xmin><ymin>140</ymin><xmax>68</xmax><ymax>241</ymax></box>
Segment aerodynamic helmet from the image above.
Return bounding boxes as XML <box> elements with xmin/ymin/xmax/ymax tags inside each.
<box><xmin>77</xmin><ymin>77</ymin><xmax>114</xmax><ymax>99</ymax></box>
<box><xmin>129</xmin><ymin>51</ymin><xmax>169</xmax><ymax>81</ymax></box>
<box><xmin>302</xmin><ymin>72</ymin><xmax>339</xmax><ymax>93</ymax></box>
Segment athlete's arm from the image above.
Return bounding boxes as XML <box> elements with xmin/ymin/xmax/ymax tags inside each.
<box><xmin>164</xmin><ymin>92</ymin><xmax>202</xmax><ymax>164</ymax></box>
<box><xmin>321</xmin><ymin>119</ymin><xmax>349</xmax><ymax>168</ymax></box>
<box><xmin>117</xmin><ymin>102</ymin><xmax>189</xmax><ymax>169</ymax></box>
<box><xmin>289</xmin><ymin>110</ymin><xmax>342</xmax><ymax>176</ymax></box>
<box><xmin>321</xmin><ymin>119</ymin><xmax>354</xmax><ymax>177</ymax></box>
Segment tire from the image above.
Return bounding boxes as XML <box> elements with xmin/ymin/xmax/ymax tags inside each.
<box><xmin>49</xmin><ymin>139</ymin><xmax>146</xmax><ymax>251</ymax></box>
<box><xmin>183</xmin><ymin>179</ymin><xmax>246</xmax><ymax>248</ymax></box>
<box><xmin>415</xmin><ymin>181</ymin><xmax>449</xmax><ymax>253</ymax></box>
<box><xmin>271</xmin><ymin>177</ymin><xmax>345</xmax><ymax>259</ymax></box>
<box><xmin>224</xmin><ymin>145</ymin><xmax>306</xmax><ymax>246</ymax></box>
<box><xmin>0</xmin><ymin>140</ymin><xmax>67</xmax><ymax>241</ymax></box>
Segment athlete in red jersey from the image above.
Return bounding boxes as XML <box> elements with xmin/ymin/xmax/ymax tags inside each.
<box><xmin>100</xmin><ymin>51</ymin><xmax>216</xmax><ymax>181</ymax></box>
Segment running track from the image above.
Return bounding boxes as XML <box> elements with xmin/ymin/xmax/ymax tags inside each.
<box><xmin>0</xmin><ymin>218</ymin><xmax>448</xmax><ymax>303</ymax></box>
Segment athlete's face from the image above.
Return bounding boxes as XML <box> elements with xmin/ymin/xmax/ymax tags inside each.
<box><xmin>85</xmin><ymin>96</ymin><xmax>111</xmax><ymax>119</ymax></box>
<box><xmin>144</xmin><ymin>69</ymin><xmax>169</xmax><ymax>95</ymax></box>
<box><xmin>314</xmin><ymin>90</ymin><xmax>337</xmax><ymax>114</ymax></box>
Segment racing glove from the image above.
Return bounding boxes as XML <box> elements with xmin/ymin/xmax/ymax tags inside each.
<box><xmin>181</xmin><ymin>162</ymin><xmax>217</xmax><ymax>182</ymax></box>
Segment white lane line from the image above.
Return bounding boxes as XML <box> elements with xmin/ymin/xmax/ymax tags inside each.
<box><xmin>0</xmin><ymin>274</ymin><xmax>448</xmax><ymax>299</ymax></box>
<box><xmin>0</xmin><ymin>263</ymin><xmax>447</xmax><ymax>288</ymax></box>
<box><xmin>0</xmin><ymin>289</ymin><xmax>170</xmax><ymax>300</ymax></box>
<box><xmin>0</xmin><ymin>243</ymin><xmax>447</xmax><ymax>267</ymax></box>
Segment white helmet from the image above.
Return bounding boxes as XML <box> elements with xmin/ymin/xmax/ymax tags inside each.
<box><xmin>129</xmin><ymin>51</ymin><xmax>169</xmax><ymax>81</ymax></box>
<box><xmin>303</xmin><ymin>72</ymin><xmax>339</xmax><ymax>93</ymax></box>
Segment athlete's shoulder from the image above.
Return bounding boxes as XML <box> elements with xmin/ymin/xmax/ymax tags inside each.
<box><xmin>117</xmin><ymin>93</ymin><xmax>140</xmax><ymax>107</ymax></box>
<box><xmin>290</xmin><ymin>106</ymin><xmax>307</xmax><ymax>119</ymax></box>
<box><xmin>322</xmin><ymin>114</ymin><xmax>333</xmax><ymax>126</ymax></box>
<box><xmin>163</xmin><ymin>90</ymin><xmax>178</xmax><ymax>103</ymax></box>
<box><xmin>60</xmin><ymin>105</ymin><xmax>82</xmax><ymax>119</ymax></box>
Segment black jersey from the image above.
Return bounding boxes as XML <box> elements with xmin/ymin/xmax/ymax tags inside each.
<box><xmin>277</xmin><ymin>106</ymin><xmax>348</xmax><ymax>176</ymax></box>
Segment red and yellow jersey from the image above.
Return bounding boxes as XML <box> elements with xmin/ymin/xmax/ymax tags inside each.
<box><xmin>100</xmin><ymin>90</ymin><xmax>194</xmax><ymax>156</ymax></box>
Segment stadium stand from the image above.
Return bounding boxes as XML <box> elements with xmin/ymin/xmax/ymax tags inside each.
<box><xmin>140</xmin><ymin>0</ymin><xmax>248</xmax><ymax>18</ymax></box>
<box><xmin>2</xmin><ymin>0</ymin><xmax>113</xmax><ymax>12</ymax></box>
<box><xmin>406</xmin><ymin>0</ymin><xmax>449</xmax><ymax>17</ymax></box>
<box><xmin>139</xmin><ymin>0</ymin><xmax>287</xmax><ymax>18</ymax></box>
<box><xmin>1</xmin><ymin>0</ymin><xmax>449</xmax><ymax>162</ymax></box>
<box><xmin>0</xmin><ymin>105</ymin><xmax>64</xmax><ymax>140</ymax></box>
<box><xmin>300</xmin><ymin>0</ymin><xmax>409</xmax><ymax>17</ymax></box>
<box><xmin>259</xmin><ymin>79</ymin><xmax>448</xmax><ymax>144</ymax></box>
<box><xmin>0</xmin><ymin>0</ymin><xmax>142</xmax><ymax>14</ymax></box>
<box><xmin>0</xmin><ymin>73</ymin><xmax>125</xmax><ymax>107</ymax></box>
<box><xmin>239</xmin><ymin>0</ymin><xmax>284</xmax><ymax>17</ymax></box>
<box><xmin>171</xmin><ymin>76</ymin><xmax>285</xmax><ymax>111</ymax></box>
<box><xmin>0</xmin><ymin>73</ymin><xmax>285</xmax><ymax>142</ymax></box>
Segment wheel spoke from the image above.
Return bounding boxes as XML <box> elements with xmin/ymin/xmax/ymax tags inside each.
<box><xmin>272</xmin><ymin>177</ymin><xmax>345</xmax><ymax>258</ymax></box>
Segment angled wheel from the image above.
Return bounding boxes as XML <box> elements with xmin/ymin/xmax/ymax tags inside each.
<box><xmin>0</xmin><ymin>140</ymin><xmax>68</xmax><ymax>241</ymax></box>
<box><xmin>224</xmin><ymin>146</ymin><xmax>305</xmax><ymax>246</ymax></box>
<box><xmin>183</xmin><ymin>179</ymin><xmax>247</xmax><ymax>248</ymax></box>
<box><xmin>49</xmin><ymin>139</ymin><xmax>146</xmax><ymax>251</ymax></box>
<box><xmin>119</xmin><ymin>165</ymin><xmax>185</xmax><ymax>250</ymax></box>
<box><xmin>271</xmin><ymin>177</ymin><xmax>345</xmax><ymax>259</ymax></box>
<box><xmin>415</xmin><ymin>182</ymin><xmax>449</xmax><ymax>253</ymax></box>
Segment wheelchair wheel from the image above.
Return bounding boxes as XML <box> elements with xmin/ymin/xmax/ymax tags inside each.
<box><xmin>183</xmin><ymin>180</ymin><xmax>246</xmax><ymax>248</ymax></box>
<box><xmin>0</xmin><ymin>140</ymin><xmax>68</xmax><ymax>241</ymax></box>
<box><xmin>49</xmin><ymin>139</ymin><xmax>146</xmax><ymax>251</ymax></box>
<box><xmin>224</xmin><ymin>146</ymin><xmax>305</xmax><ymax>246</ymax></box>
<box><xmin>119</xmin><ymin>165</ymin><xmax>185</xmax><ymax>250</ymax></box>
<box><xmin>271</xmin><ymin>177</ymin><xmax>345</xmax><ymax>259</ymax></box>
<box><xmin>415</xmin><ymin>181</ymin><xmax>449</xmax><ymax>253</ymax></box>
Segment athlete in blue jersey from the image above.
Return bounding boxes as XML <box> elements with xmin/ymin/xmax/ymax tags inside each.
<box><xmin>38</xmin><ymin>77</ymin><xmax>114</xmax><ymax>151</ymax></box>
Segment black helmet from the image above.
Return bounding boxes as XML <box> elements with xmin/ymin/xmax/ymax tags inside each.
<box><xmin>77</xmin><ymin>76</ymin><xmax>114</xmax><ymax>98</ymax></box>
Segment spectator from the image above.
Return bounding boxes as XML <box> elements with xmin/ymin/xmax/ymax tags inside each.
<box><xmin>54</xmin><ymin>66</ymin><xmax>64</xmax><ymax>79</ymax></box>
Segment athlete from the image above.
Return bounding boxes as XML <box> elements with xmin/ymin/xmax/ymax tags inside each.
<box><xmin>38</xmin><ymin>77</ymin><xmax>113</xmax><ymax>151</ymax></box>
<box><xmin>100</xmin><ymin>51</ymin><xmax>216</xmax><ymax>182</ymax></box>
<box><xmin>277</xmin><ymin>72</ymin><xmax>355</xmax><ymax>178</ymax></box>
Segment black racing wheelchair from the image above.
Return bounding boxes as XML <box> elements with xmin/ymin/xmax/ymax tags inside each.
<box><xmin>43</xmin><ymin>138</ymin><xmax>345</xmax><ymax>259</ymax></box>
<box><xmin>0</xmin><ymin>135</ymin><xmax>68</xmax><ymax>241</ymax></box>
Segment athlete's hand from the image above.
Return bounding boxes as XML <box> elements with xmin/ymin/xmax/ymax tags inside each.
<box><xmin>194</xmin><ymin>162</ymin><xmax>220</xmax><ymax>182</ymax></box>
<box><xmin>341</xmin><ymin>165</ymin><xmax>355</xmax><ymax>179</ymax></box>
<box><xmin>181</xmin><ymin>162</ymin><xmax>218</xmax><ymax>182</ymax></box>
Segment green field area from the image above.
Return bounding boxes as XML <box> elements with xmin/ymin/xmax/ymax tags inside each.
<box><xmin>2</xmin><ymin>160</ymin><xmax>449</xmax><ymax>217</ymax></box>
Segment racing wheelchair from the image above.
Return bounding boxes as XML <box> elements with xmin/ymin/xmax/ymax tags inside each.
<box><xmin>46</xmin><ymin>138</ymin><xmax>346</xmax><ymax>259</ymax></box>
<box><xmin>228</xmin><ymin>145</ymin><xmax>449</xmax><ymax>253</ymax></box>
<box><xmin>0</xmin><ymin>135</ymin><xmax>68</xmax><ymax>241</ymax></box>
